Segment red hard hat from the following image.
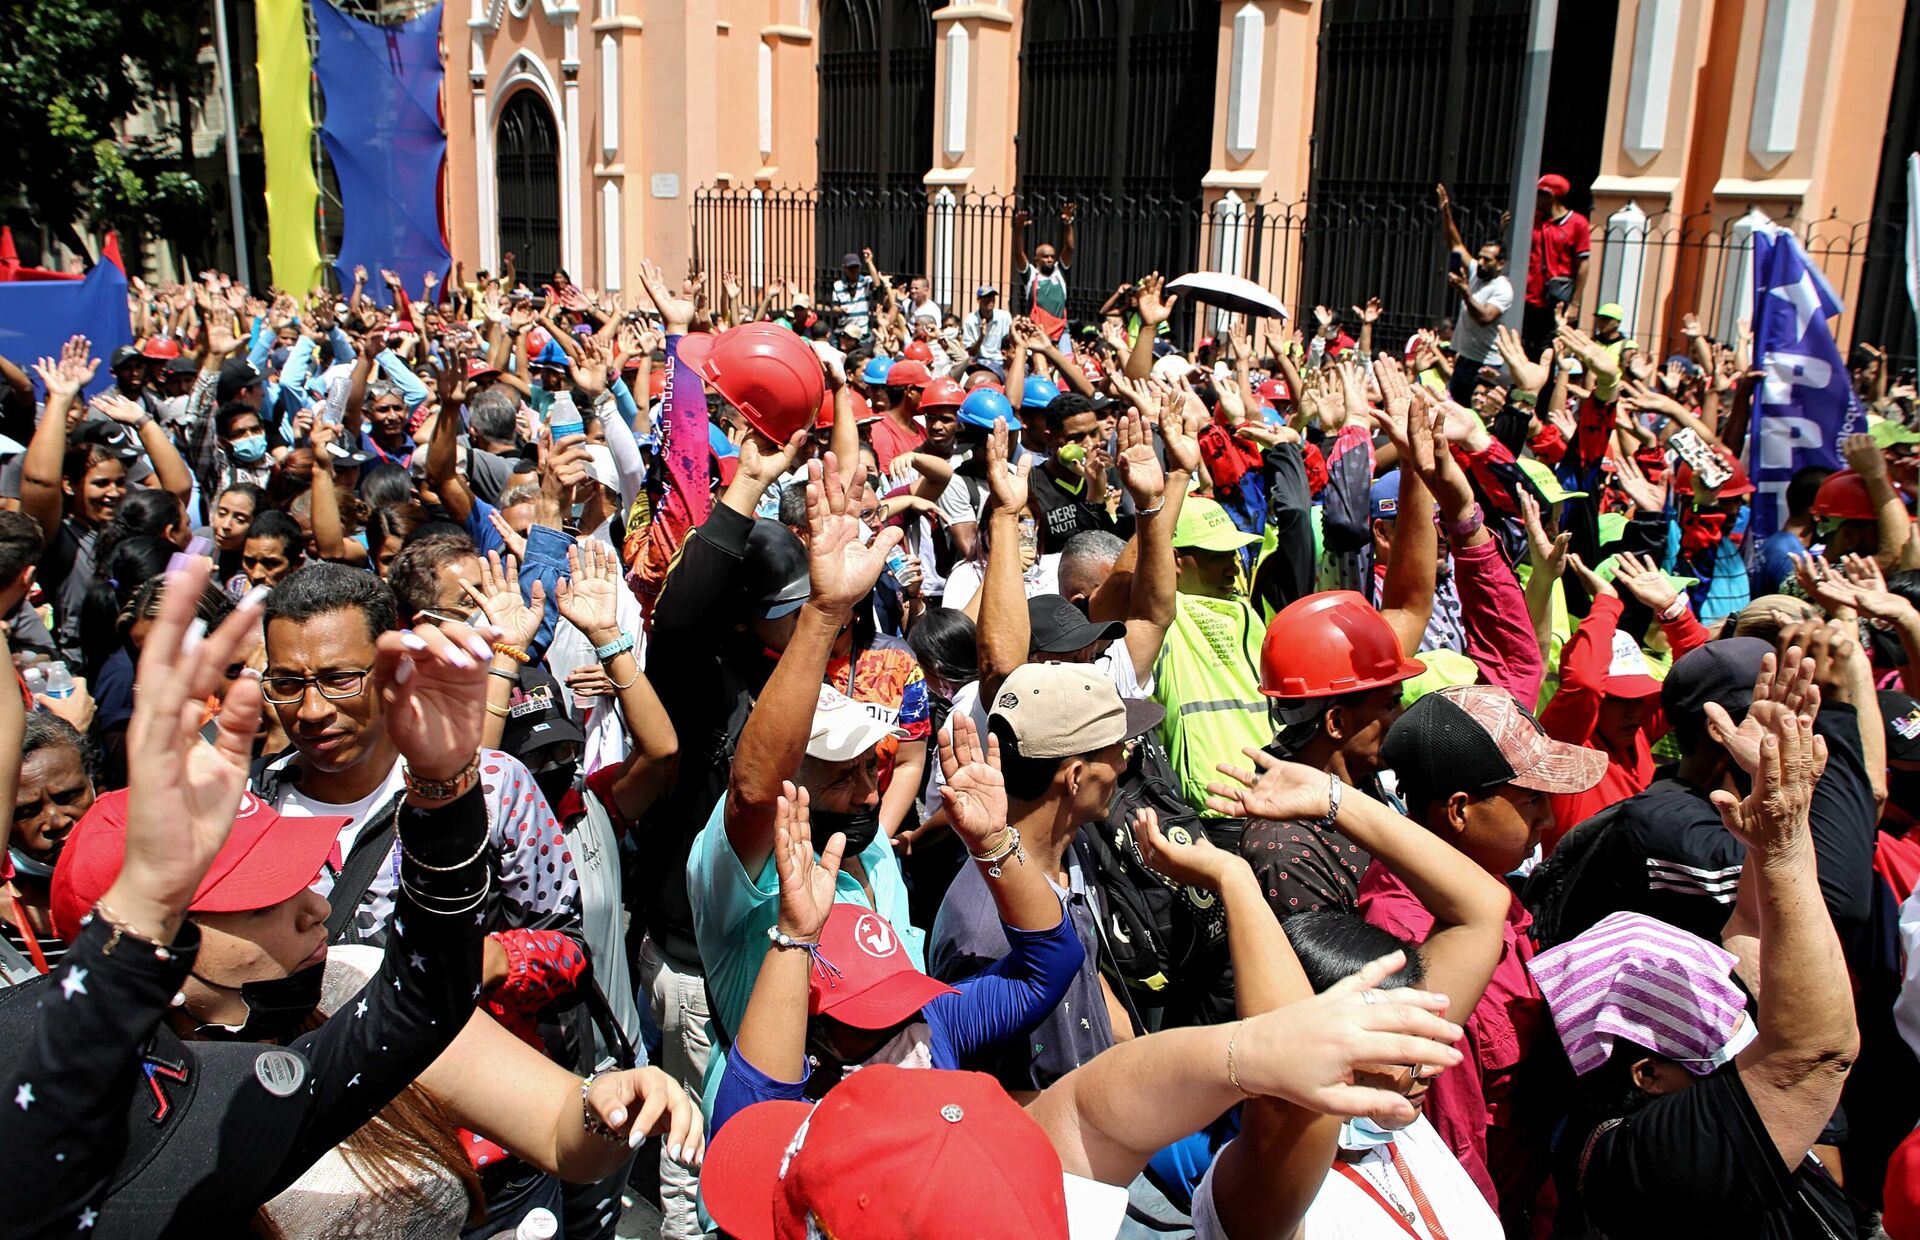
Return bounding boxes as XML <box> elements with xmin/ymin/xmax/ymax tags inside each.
<box><xmin>1811</xmin><ymin>470</ymin><xmax>1875</xmax><ymax>522</ymax></box>
<box><xmin>886</xmin><ymin>358</ymin><xmax>933</xmax><ymax>389</ymax></box>
<box><xmin>903</xmin><ymin>339</ymin><xmax>935</xmax><ymax>363</ymax></box>
<box><xmin>140</xmin><ymin>335</ymin><xmax>181</xmax><ymax>360</ymax></box>
<box><xmin>695</xmin><ymin>322</ymin><xmax>824</xmax><ymax>443</ymax></box>
<box><xmin>1260</xmin><ymin>591</ymin><xmax>1424</xmax><ymax>699</ymax></box>
<box><xmin>920</xmin><ymin>376</ymin><xmax>965</xmax><ymax>410</ymax></box>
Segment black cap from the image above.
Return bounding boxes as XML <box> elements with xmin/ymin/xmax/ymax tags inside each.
<box><xmin>1661</xmin><ymin>637</ymin><xmax>1772</xmax><ymax>736</ymax></box>
<box><xmin>76</xmin><ymin>419</ymin><xmax>143</xmax><ymax>461</ymax></box>
<box><xmin>215</xmin><ymin>357</ymin><xmax>261</xmax><ymax>404</ymax></box>
<box><xmin>1026</xmin><ymin>594</ymin><xmax>1125</xmax><ymax>656</ymax></box>
<box><xmin>740</xmin><ymin>518</ymin><xmax>810</xmax><ymax>619</ymax></box>
<box><xmin>1882</xmin><ymin>689</ymin><xmax>1920</xmax><ymax>763</ymax></box>
<box><xmin>1382</xmin><ymin>685</ymin><xmax>1606</xmax><ymax>807</ymax></box>
<box><xmin>164</xmin><ymin>354</ymin><xmax>198</xmax><ymax>375</ymax></box>
<box><xmin>110</xmin><ymin>345</ymin><xmax>143</xmax><ymax>370</ymax></box>
<box><xmin>500</xmin><ymin>666</ymin><xmax>587</xmax><ymax>756</ymax></box>
<box><xmin>841</xmin><ymin>252</ymin><xmax>863</xmax><ymax>269</ymax></box>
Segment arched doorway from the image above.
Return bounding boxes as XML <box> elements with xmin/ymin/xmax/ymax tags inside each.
<box><xmin>816</xmin><ymin>0</ymin><xmax>934</xmax><ymax>294</ymax></box>
<box><xmin>496</xmin><ymin>90</ymin><xmax>562</xmax><ymax>282</ymax></box>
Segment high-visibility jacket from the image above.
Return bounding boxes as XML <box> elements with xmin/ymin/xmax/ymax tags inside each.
<box><xmin>1152</xmin><ymin>591</ymin><xmax>1271</xmax><ymax>815</ymax></box>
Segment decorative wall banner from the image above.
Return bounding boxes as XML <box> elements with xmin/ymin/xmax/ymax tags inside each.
<box><xmin>255</xmin><ymin>0</ymin><xmax>325</xmax><ymax>293</ymax></box>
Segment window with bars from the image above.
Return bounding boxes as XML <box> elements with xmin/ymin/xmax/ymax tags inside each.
<box><xmin>496</xmin><ymin>91</ymin><xmax>562</xmax><ymax>283</ymax></box>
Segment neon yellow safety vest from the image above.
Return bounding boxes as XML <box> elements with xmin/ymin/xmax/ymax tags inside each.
<box><xmin>1152</xmin><ymin>592</ymin><xmax>1272</xmax><ymax>815</ymax></box>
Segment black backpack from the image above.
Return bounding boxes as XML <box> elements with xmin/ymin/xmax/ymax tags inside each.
<box><xmin>1076</xmin><ymin>731</ymin><xmax>1240</xmax><ymax>1029</ymax></box>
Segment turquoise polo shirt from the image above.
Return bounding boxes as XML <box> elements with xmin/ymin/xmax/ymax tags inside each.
<box><xmin>687</xmin><ymin>793</ymin><xmax>923</xmax><ymax>1119</ymax></box>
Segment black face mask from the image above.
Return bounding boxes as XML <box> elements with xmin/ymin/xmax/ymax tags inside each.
<box><xmin>811</xmin><ymin>803</ymin><xmax>881</xmax><ymax>857</ymax></box>
<box><xmin>190</xmin><ymin>961</ymin><xmax>325</xmax><ymax>1043</ymax></box>
<box><xmin>927</xmin><ymin>689</ymin><xmax>954</xmax><ymax>738</ymax></box>
<box><xmin>532</xmin><ymin>763</ymin><xmax>578</xmax><ymax>811</ymax></box>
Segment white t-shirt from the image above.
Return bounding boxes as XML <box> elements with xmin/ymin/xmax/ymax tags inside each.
<box><xmin>924</xmin><ymin>642</ymin><xmax>1152</xmax><ymax>815</ymax></box>
<box><xmin>1451</xmin><ymin>269</ymin><xmax>1513</xmax><ymax>366</ymax></box>
<box><xmin>1298</xmin><ymin>1117</ymin><xmax>1502</xmax><ymax>1239</ymax></box>
<box><xmin>939</xmin><ymin>553</ymin><xmax>1060</xmax><ymax>613</ymax></box>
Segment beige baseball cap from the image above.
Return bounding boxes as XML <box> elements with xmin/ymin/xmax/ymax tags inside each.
<box><xmin>988</xmin><ymin>663</ymin><xmax>1164</xmax><ymax>760</ymax></box>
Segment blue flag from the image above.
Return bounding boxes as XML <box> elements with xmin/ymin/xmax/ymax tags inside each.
<box><xmin>0</xmin><ymin>260</ymin><xmax>131</xmax><ymax>402</ymax></box>
<box><xmin>1746</xmin><ymin>227</ymin><xmax>1865</xmax><ymax>549</ymax></box>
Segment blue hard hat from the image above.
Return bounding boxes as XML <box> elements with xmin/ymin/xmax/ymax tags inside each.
<box><xmin>1020</xmin><ymin>375</ymin><xmax>1059</xmax><ymax>410</ymax></box>
<box><xmin>860</xmin><ymin>355</ymin><xmax>896</xmax><ymax>386</ymax></box>
<box><xmin>532</xmin><ymin>338</ymin><xmax>569</xmax><ymax>369</ymax></box>
<box><xmin>958</xmin><ymin>387</ymin><xmax>1019</xmax><ymax>431</ymax></box>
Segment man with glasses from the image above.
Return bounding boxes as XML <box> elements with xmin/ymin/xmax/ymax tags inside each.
<box><xmin>357</xmin><ymin>379</ymin><xmax>416</xmax><ymax>469</ymax></box>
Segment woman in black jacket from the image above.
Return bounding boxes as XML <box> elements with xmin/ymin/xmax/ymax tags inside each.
<box><xmin>0</xmin><ymin>557</ymin><xmax>497</xmax><ymax>1238</ymax></box>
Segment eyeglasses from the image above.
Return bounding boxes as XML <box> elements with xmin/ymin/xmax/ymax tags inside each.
<box><xmin>261</xmin><ymin>668</ymin><xmax>372</xmax><ymax>705</ymax></box>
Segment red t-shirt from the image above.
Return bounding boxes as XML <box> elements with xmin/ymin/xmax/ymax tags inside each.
<box><xmin>868</xmin><ymin>414</ymin><xmax>925</xmax><ymax>475</ymax></box>
<box><xmin>1527</xmin><ymin>208</ymin><xmax>1592</xmax><ymax>305</ymax></box>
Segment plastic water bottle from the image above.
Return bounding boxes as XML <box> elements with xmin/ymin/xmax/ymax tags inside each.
<box><xmin>1018</xmin><ymin>515</ymin><xmax>1041</xmax><ymax>585</ymax></box>
<box><xmin>883</xmin><ymin>545</ymin><xmax>909</xmax><ymax>588</ymax></box>
<box><xmin>40</xmin><ymin>662</ymin><xmax>74</xmax><ymax>700</ymax></box>
<box><xmin>515</xmin><ymin>1208</ymin><xmax>559</xmax><ymax>1240</ymax></box>
<box><xmin>22</xmin><ymin>666</ymin><xmax>44</xmax><ymax>698</ymax></box>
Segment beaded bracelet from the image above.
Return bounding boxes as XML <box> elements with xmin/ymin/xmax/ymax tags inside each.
<box><xmin>579</xmin><ymin>1071</ymin><xmax>626</xmax><ymax>1143</ymax></box>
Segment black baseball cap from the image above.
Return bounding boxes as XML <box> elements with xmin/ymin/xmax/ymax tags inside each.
<box><xmin>740</xmin><ymin>518</ymin><xmax>811</xmax><ymax>619</ymax></box>
<box><xmin>164</xmin><ymin>354</ymin><xmax>199</xmax><ymax>375</ymax></box>
<box><xmin>1661</xmin><ymin>637</ymin><xmax>1772</xmax><ymax>736</ymax></box>
<box><xmin>110</xmin><ymin>345</ymin><xmax>144</xmax><ymax>370</ymax></box>
<box><xmin>500</xmin><ymin>666</ymin><xmax>587</xmax><ymax>757</ymax></box>
<box><xmin>1383</xmin><ymin>685</ymin><xmax>1606</xmax><ymax>805</ymax></box>
<box><xmin>76</xmin><ymin>419</ymin><xmax>143</xmax><ymax>461</ymax></box>
<box><xmin>216</xmin><ymin>357</ymin><xmax>262</xmax><ymax>404</ymax></box>
<box><xmin>1027</xmin><ymin>594</ymin><xmax>1125</xmax><ymax>656</ymax></box>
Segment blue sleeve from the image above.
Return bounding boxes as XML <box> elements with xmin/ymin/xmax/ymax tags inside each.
<box><xmin>521</xmin><ymin>523</ymin><xmax>574</xmax><ymax>658</ymax></box>
<box><xmin>922</xmin><ymin>908</ymin><xmax>1082</xmax><ymax>1065</ymax></box>
<box><xmin>329</xmin><ymin>327</ymin><xmax>353</xmax><ymax>369</ymax></box>
<box><xmin>711</xmin><ymin>1046</ymin><xmax>808</xmax><ymax>1138</ymax></box>
<box><xmin>610</xmin><ymin>376</ymin><xmax>641</xmax><ymax>429</ymax></box>
<box><xmin>376</xmin><ymin>350</ymin><xmax>431</xmax><ymax>411</ymax></box>
<box><xmin>463</xmin><ymin>494</ymin><xmax>504</xmax><ymax>558</ymax></box>
<box><xmin>247</xmin><ymin>316</ymin><xmax>271</xmax><ymax>373</ymax></box>
<box><xmin>1145</xmin><ymin>1110</ymin><xmax>1242</xmax><ymax>1210</ymax></box>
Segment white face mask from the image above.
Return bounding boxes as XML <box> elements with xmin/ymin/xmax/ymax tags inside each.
<box><xmin>158</xmin><ymin>394</ymin><xmax>192</xmax><ymax>426</ymax></box>
<box><xmin>1674</xmin><ymin>1010</ymin><xmax>1758</xmax><ymax>1072</ymax></box>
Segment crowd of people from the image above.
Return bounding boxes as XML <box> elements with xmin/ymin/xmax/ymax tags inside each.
<box><xmin>0</xmin><ymin>170</ymin><xmax>1918</xmax><ymax>1240</ymax></box>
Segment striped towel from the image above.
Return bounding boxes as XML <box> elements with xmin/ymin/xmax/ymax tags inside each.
<box><xmin>1527</xmin><ymin>910</ymin><xmax>1748</xmax><ymax>1076</ymax></box>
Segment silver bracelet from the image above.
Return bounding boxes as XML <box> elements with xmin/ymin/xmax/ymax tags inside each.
<box><xmin>969</xmin><ymin>825</ymin><xmax>1026</xmax><ymax>878</ymax></box>
<box><xmin>1136</xmin><ymin>499</ymin><xmax>1166</xmax><ymax>517</ymax></box>
<box><xmin>1320</xmin><ymin>773</ymin><xmax>1344</xmax><ymax>829</ymax></box>
<box><xmin>579</xmin><ymin>1071</ymin><xmax>625</xmax><ymax>1143</ymax></box>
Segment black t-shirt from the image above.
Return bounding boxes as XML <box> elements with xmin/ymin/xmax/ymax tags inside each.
<box><xmin>1026</xmin><ymin>462</ymin><xmax>1126</xmax><ymax>555</ymax></box>
<box><xmin>1562</xmin><ymin>1066</ymin><xmax>1854</xmax><ymax>1239</ymax></box>
<box><xmin>1538</xmin><ymin>705</ymin><xmax>1876</xmax><ymax>950</ymax></box>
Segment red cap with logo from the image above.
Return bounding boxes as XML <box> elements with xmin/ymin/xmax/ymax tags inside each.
<box><xmin>50</xmin><ymin>788</ymin><xmax>348</xmax><ymax>942</ymax></box>
<box><xmin>465</xmin><ymin>357</ymin><xmax>500</xmax><ymax>381</ymax></box>
<box><xmin>808</xmin><ymin>905</ymin><xmax>956</xmax><ymax>1027</ymax></box>
<box><xmin>704</xmin><ymin>1065</ymin><xmax>1072</xmax><ymax>1240</ymax></box>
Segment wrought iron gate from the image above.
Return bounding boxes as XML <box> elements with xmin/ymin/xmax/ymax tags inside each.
<box><xmin>1304</xmin><ymin>0</ymin><xmax>1530</xmax><ymax>346</ymax></box>
<box><xmin>1016</xmin><ymin>0</ymin><xmax>1218</xmax><ymax>328</ymax></box>
<box><xmin>495</xmin><ymin>91</ymin><xmax>562</xmax><ymax>282</ymax></box>
<box><xmin>816</xmin><ymin>0</ymin><xmax>935</xmax><ymax>290</ymax></box>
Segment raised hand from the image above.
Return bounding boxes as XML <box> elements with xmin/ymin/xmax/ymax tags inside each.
<box><xmin>1352</xmin><ymin>296</ymin><xmax>1383</xmax><ymax>324</ymax></box>
<box><xmin>1135</xmin><ymin>272</ymin><xmax>1177</xmax><ymax>328</ymax></box>
<box><xmin>569</xmin><ymin>333</ymin><xmax>609</xmax><ymax>399</ymax></box>
<box><xmin>1792</xmin><ymin>552</ymin><xmax>1859</xmax><ymax>618</ymax></box>
<box><xmin>1611</xmin><ymin>450</ymin><xmax>1668</xmax><ymax>513</ymax></box>
<box><xmin>1205</xmin><ymin>746</ymin><xmax>1338</xmax><ymax>822</ymax></box>
<box><xmin>1517</xmin><ymin>489</ymin><xmax>1570</xmax><ymax>576</ymax></box>
<box><xmin>1115</xmin><ymin>409</ymin><xmax>1166</xmax><ymax>511</ymax></box>
<box><xmin>1233</xmin><ymin>952</ymin><xmax>1463</xmax><ymax>1125</ymax></box>
<box><xmin>1161</xmin><ymin>388</ymin><xmax>1205</xmax><ymax>475</ymax></box>
<box><xmin>735</xmin><ymin>424</ymin><xmax>810</xmax><ymax>488</ymax></box>
<box><xmin>377</xmin><ymin>619</ymin><xmax>495</xmax><ymax>783</ymax></box>
<box><xmin>1839</xmin><ymin>553</ymin><xmax>1914</xmax><ymax>623</ymax></box>
<box><xmin>91</xmin><ymin>393</ymin><xmax>149</xmax><ymax>427</ymax></box>
<box><xmin>1563</xmin><ymin>552</ymin><xmax>1616</xmax><ymax>599</ymax></box>
<box><xmin>936</xmin><ymin>714</ymin><xmax>1008</xmax><ymax>854</ymax></box>
<box><xmin>1495</xmin><ymin>325</ymin><xmax>1550</xmax><ymax>394</ymax></box>
<box><xmin>1709</xmin><ymin>700</ymin><xmax>1825</xmax><ymax>854</ymax></box>
<box><xmin>1136</xmin><ymin>807</ymin><xmax>1247</xmax><ymax>894</ymax></box>
<box><xmin>463</xmin><ymin>549</ymin><xmax>546</xmax><ymax>649</ymax></box>
<box><xmin>106</xmin><ymin>558</ymin><xmax>270</xmax><ymax>942</ymax></box>
<box><xmin>772</xmin><ymin>781</ymin><xmax>842</xmax><ymax>943</ymax></box>
<box><xmin>1703</xmin><ymin>648</ymin><xmax>1821</xmax><ymax>779</ymax></box>
<box><xmin>1610</xmin><ymin>550</ymin><xmax>1679</xmax><ymax>614</ymax></box>
<box><xmin>637</xmin><ymin>259</ymin><xmax>695</xmax><ymax>334</ymax></box>
<box><xmin>553</xmin><ymin>539</ymin><xmax>622</xmax><ymax>643</ymax></box>
<box><xmin>983</xmin><ymin>418</ymin><xmax>1032</xmax><ymax>514</ymax></box>
<box><xmin>1842</xmin><ymin>431</ymin><xmax>1889</xmax><ymax>482</ymax></box>
<box><xmin>806</xmin><ymin>453</ymin><xmax>903</xmax><ymax>616</ymax></box>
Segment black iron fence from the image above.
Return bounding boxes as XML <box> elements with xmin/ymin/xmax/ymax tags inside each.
<box><xmin>692</xmin><ymin>184</ymin><xmax>1909</xmax><ymax>368</ymax></box>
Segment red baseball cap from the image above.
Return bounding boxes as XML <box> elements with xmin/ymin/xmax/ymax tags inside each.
<box><xmin>1256</xmin><ymin>377</ymin><xmax>1290</xmax><ymax>404</ymax></box>
<box><xmin>465</xmin><ymin>357</ymin><xmax>500</xmax><ymax>381</ymax></box>
<box><xmin>1538</xmin><ymin>173</ymin><xmax>1572</xmax><ymax>197</ymax></box>
<box><xmin>51</xmin><ymin>789</ymin><xmax>347</xmax><ymax>942</ymax></box>
<box><xmin>886</xmin><ymin>359</ymin><xmax>933</xmax><ymax>389</ymax></box>
<box><xmin>704</xmin><ymin>1066</ymin><xmax>1078</xmax><ymax>1240</ymax></box>
<box><xmin>809</xmin><ymin>905</ymin><xmax>956</xmax><ymax>1027</ymax></box>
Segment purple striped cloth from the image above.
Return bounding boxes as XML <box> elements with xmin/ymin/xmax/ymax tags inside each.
<box><xmin>1526</xmin><ymin>910</ymin><xmax>1748</xmax><ymax>1077</ymax></box>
